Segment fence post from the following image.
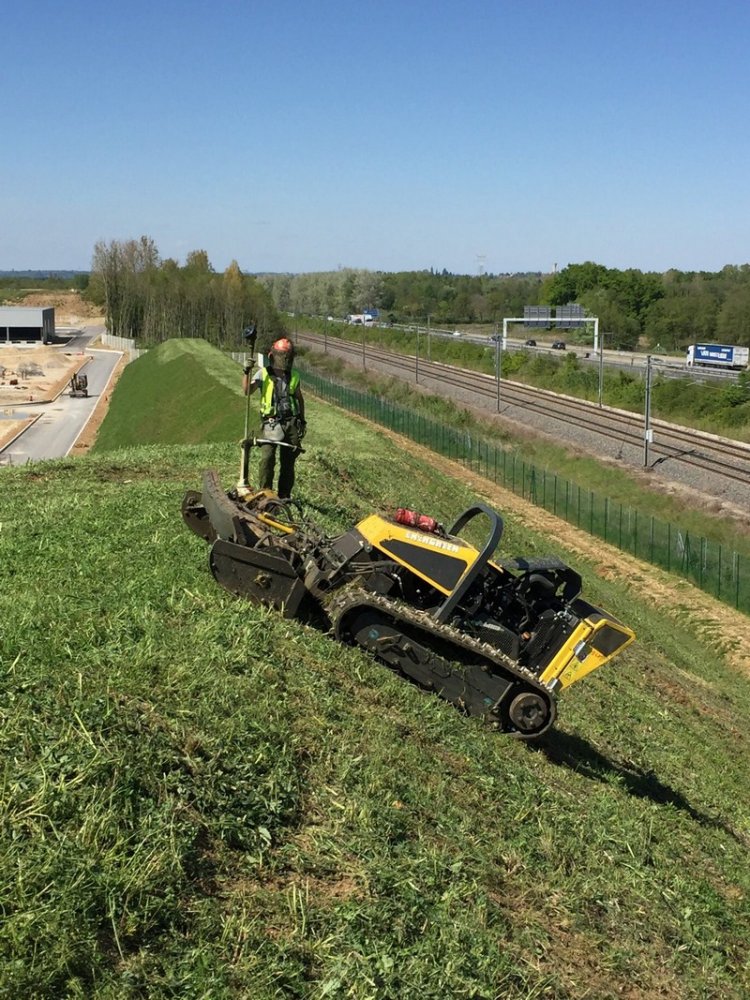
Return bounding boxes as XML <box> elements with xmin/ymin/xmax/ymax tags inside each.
<box><xmin>717</xmin><ymin>544</ymin><xmax>722</xmax><ymax>600</ymax></box>
<box><xmin>735</xmin><ymin>553</ymin><xmax>740</xmax><ymax>610</ymax></box>
<box><xmin>650</xmin><ymin>516</ymin><xmax>654</xmax><ymax>563</ymax></box>
<box><xmin>604</xmin><ymin>497</ymin><xmax>608</xmax><ymax>542</ymax></box>
<box><xmin>668</xmin><ymin>523</ymin><xmax>671</xmax><ymax>571</ymax></box>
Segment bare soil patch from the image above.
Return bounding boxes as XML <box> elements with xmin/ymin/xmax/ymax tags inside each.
<box><xmin>0</xmin><ymin>346</ymin><xmax>88</xmax><ymax>403</ymax></box>
<box><xmin>3</xmin><ymin>290</ymin><xmax>104</xmax><ymax>326</ymax></box>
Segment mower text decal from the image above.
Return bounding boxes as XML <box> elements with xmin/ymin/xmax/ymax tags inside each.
<box><xmin>405</xmin><ymin>530</ymin><xmax>460</xmax><ymax>553</ymax></box>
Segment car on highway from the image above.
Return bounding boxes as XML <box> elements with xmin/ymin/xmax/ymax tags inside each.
<box><xmin>524</xmin><ymin>339</ymin><xmax>537</xmax><ymax>347</ymax></box>
<box><xmin>551</xmin><ymin>340</ymin><xmax>566</xmax><ymax>350</ymax></box>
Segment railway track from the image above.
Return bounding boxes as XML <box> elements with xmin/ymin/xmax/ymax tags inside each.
<box><xmin>297</xmin><ymin>332</ymin><xmax>750</xmax><ymax>503</ymax></box>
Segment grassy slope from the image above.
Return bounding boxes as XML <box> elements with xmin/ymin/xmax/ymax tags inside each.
<box><xmin>2</xmin><ymin>340</ymin><xmax>749</xmax><ymax>999</ymax></box>
<box><xmin>92</xmin><ymin>339</ymin><xmax>249</xmax><ymax>451</ymax></box>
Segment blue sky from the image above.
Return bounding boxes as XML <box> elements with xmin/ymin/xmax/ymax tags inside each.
<box><xmin>2</xmin><ymin>0</ymin><xmax>749</xmax><ymax>275</ymax></box>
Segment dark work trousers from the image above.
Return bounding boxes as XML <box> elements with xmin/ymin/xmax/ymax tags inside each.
<box><xmin>257</xmin><ymin>418</ymin><xmax>302</xmax><ymax>498</ymax></box>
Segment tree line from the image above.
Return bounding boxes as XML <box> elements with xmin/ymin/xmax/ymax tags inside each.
<box><xmin>88</xmin><ymin>238</ymin><xmax>283</xmax><ymax>349</ymax></box>
<box><xmin>258</xmin><ymin>269</ymin><xmax>545</xmax><ymax>331</ymax></box>
<box><xmin>85</xmin><ymin>240</ymin><xmax>750</xmax><ymax>354</ymax></box>
<box><xmin>542</xmin><ymin>262</ymin><xmax>750</xmax><ymax>351</ymax></box>
<box><xmin>260</xmin><ymin>263</ymin><xmax>750</xmax><ymax>351</ymax></box>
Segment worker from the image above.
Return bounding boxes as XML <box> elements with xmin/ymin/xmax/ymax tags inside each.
<box><xmin>243</xmin><ymin>337</ymin><xmax>306</xmax><ymax>498</ymax></box>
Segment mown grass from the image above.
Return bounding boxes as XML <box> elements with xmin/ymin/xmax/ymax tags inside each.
<box><xmin>2</xmin><ymin>341</ymin><xmax>749</xmax><ymax>998</ymax></box>
<box><xmin>92</xmin><ymin>339</ymin><xmax>249</xmax><ymax>452</ymax></box>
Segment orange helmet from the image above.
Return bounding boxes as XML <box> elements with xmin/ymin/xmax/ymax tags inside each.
<box><xmin>271</xmin><ymin>337</ymin><xmax>294</xmax><ymax>354</ymax></box>
<box><xmin>269</xmin><ymin>337</ymin><xmax>294</xmax><ymax>369</ymax></box>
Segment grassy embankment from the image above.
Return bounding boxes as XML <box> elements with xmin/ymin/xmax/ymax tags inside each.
<box><xmin>299</xmin><ymin>316</ymin><xmax>750</xmax><ymax>443</ymax></box>
<box><xmin>2</xmin><ymin>338</ymin><xmax>749</xmax><ymax>998</ymax></box>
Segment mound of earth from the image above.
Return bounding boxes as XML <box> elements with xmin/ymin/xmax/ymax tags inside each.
<box><xmin>1</xmin><ymin>290</ymin><xmax>104</xmax><ymax>326</ymax></box>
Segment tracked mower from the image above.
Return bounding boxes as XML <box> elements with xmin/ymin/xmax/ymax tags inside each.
<box><xmin>183</xmin><ymin>454</ymin><xmax>635</xmax><ymax>739</ymax></box>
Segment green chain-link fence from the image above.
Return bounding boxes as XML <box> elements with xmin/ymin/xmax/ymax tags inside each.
<box><xmin>301</xmin><ymin>365</ymin><xmax>750</xmax><ymax>614</ymax></box>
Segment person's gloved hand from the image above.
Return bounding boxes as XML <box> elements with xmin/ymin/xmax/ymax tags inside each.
<box><xmin>243</xmin><ymin>365</ymin><xmax>252</xmax><ymax>376</ymax></box>
<box><xmin>297</xmin><ymin>418</ymin><xmax>307</xmax><ymax>440</ymax></box>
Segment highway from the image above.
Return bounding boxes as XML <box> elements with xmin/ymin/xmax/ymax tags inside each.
<box><xmin>361</xmin><ymin>323</ymin><xmax>743</xmax><ymax>383</ymax></box>
<box><xmin>0</xmin><ymin>325</ymin><xmax>121</xmax><ymax>464</ymax></box>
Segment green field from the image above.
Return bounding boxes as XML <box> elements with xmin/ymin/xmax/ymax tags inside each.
<box><xmin>2</xmin><ymin>340</ymin><xmax>749</xmax><ymax>998</ymax></box>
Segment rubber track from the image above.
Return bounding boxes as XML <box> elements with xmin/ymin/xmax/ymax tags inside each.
<box><xmin>326</xmin><ymin>587</ymin><xmax>556</xmax><ymax>733</ymax></box>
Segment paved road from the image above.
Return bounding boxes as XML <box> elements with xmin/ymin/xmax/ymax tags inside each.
<box><xmin>0</xmin><ymin>326</ymin><xmax>121</xmax><ymax>464</ymax></box>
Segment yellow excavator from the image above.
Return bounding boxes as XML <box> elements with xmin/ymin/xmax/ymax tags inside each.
<box><xmin>69</xmin><ymin>373</ymin><xmax>89</xmax><ymax>398</ymax></box>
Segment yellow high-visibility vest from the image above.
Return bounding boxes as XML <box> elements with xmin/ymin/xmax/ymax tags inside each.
<box><xmin>259</xmin><ymin>367</ymin><xmax>301</xmax><ymax>419</ymax></box>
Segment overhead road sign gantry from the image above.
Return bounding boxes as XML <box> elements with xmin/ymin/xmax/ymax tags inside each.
<box><xmin>501</xmin><ymin>315</ymin><xmax>600</xmax><ymax>351</ymax></box>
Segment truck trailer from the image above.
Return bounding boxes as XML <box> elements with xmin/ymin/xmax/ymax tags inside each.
<box><xmin>685</xmin><ymin>344</ymin><xmax>750</xmax><ymax>369</ymax></box>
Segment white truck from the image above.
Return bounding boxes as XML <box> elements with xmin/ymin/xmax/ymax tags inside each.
<box><xmin>685</xmin><ymin>343</ymin><xmax>750</xmax><ymax>369</ymax></box>
<box><xmin>346</xmin><ymin>312</ymin><xmax>378</xmax><ymax>327</ymax></box>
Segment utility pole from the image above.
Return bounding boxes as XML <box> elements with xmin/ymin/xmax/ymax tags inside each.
<box><xmin>495</xmin><ymin>335</ymin><xmax>502</xmax><ymax>412</ymax></box>
<box><xmin>643</xmin><ymin>355</ymin><xmax>653</xmax><ymax>468</ymax></box>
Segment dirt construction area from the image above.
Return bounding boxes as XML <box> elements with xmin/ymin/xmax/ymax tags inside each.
<box><xmin>0</xmin><ymin>347</ymin><xmax>93</xmax><ymax>450</ymax></box>
<box><xmin>0</xmin><ymin>291</ymin><xmax>104</xmax><ymax>451</ymax></box>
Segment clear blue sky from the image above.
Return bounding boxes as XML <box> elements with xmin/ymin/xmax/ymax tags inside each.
<box><xmin>2</xmin><ymin>0</ymin><xmax>749</xmax><ymax>275</ymax></box>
